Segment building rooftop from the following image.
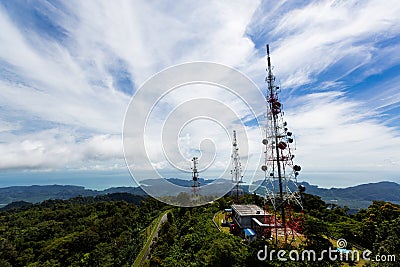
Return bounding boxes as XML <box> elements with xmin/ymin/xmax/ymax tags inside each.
<box><xmin>231</xmin><ymin>204</ymin><xmax>265</xmax><ymax>216</ymax></box>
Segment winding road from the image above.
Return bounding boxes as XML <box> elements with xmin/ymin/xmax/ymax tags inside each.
<box><xmin>133</xmin><ymin>211</ymin><xmax>169</xmax><ymax>267</ymax></box>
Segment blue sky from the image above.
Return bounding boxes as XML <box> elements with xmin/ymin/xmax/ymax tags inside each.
<box><xmin>0</xmin><ymin>0</ymin><xmax>399</xmax><ymax>189</ymax></box>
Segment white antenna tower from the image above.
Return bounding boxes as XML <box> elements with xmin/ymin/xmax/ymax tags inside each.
<box><xmin>231</xmin><ymin>130</ymin><xmax>243</xmax><ymax>201</ymax></box>
<box><xmin>191</xmin><ymin>157</ymin><xmax>199</xmax><ymax>189</ymax></box>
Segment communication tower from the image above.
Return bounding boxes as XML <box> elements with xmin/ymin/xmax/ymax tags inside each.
<box><xmin>261</xmin><ymin>44</ymin><xmax>305</xmax><ymax>244</ymax></box>
<box><xmin>191</xmin><ymin>157</ymin><xmax>200</xmax><ymax>190</ymax></box>
<box><xmin>231</xmin><ymin>130</ymin><xmax>243</xmax><ymax>201</ymax></box>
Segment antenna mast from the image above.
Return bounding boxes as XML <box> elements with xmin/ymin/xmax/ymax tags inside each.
<box><xmin>192</xmin><ymin>157</ymin><xmax>199</xmax><ymax>190</ymax></box>
<box><xmin>231</xmin><ymin>130</ymin><xmax>243</xmax><ymax>201</ymax></box>
<box><xmin>262</xmin><ymin>44</ymin><xmax>304</xmax><ymax>244</ymax></box>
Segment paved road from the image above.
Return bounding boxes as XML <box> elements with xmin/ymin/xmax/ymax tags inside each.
<box><xmin>213</xmin><ymin>212</ymin><xmax>222</xmax><ymax>231</ymax></box>
<box><xmin>138</xmin><ymin>212</ymin><xmax>168</xmax><ymax>266</ymax></box>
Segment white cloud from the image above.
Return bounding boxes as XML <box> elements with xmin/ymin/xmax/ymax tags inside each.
<box><xmin>0</xmin><ymin>1</ymin><xmax>261</xmax><ymax>172</ymax></box>
<box><xmin>0</xmin><ymin>5</ymin><xmax>130</xmax><ymax>133</ymax></box>
<box><xmin>0</xmin><ymin>128</ymin><xmax>123</xmax><ymax>170</ymax></box>
<box><xmin>285</xmin><ymin>92</ymin><xmax>400</xmax><ymax>175</ymax></box>
<box><xmin>63</xmin><ymin>0</ymin><xmax>260</xmax><ymax>84</ymax></box>
<box><xmin>0</xmin><ymin>119</ymin><xmax>19</xmax><ymax>133</ymax></box>
<box><xmin>247</xmin><ymin>0</ymin><xmax>400</xmax><ymax>88</ymax></box>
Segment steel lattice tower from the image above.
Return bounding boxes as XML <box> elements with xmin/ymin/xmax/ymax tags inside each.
<box><xmin>192</xmin><ymin>156</ymin><xmax>199</xmax><ymax>189</ymax></box>
<box><xmin>261</xmin><ymin>44</ymin><xmax>304</xmax><ymax>243</ymax></box>
<box><xmin>231</xmin><ymin>130</ymin><xmax>243</xmax><ymax>201</ymax></box>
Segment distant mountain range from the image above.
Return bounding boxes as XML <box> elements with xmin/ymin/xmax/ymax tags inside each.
<box><xmin>0</xmin><ymin>184</ymin><xmax>146</xmax><ymax>207</ymax></box>
<box><xmin>298</xmin><ymin>181</ymin><xmax>400</xmax><ymax>211</ymax></box>
<box><xmin>299</xmin><ymin>181</ymin><xmax>400</xmax><ymax>202</ymax></box>
<box><xmin>250</xmin><ymin>180</ymin><xmax>400</xmax><ymax>211</ymax></box>
<box><xmin>1</xmin><ymin>180</ymin><xmax>399</xmax><ymax>211</ymax></box>
<box><xmin>0</xmin><ymin>178</ymin><xmax>216</xmax><ymax>206</ymax></box>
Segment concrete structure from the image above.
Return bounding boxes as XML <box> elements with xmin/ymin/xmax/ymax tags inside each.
<box><xmin>231</xmin><ymin>204</ymin><xmax>273</xmax><ymax>239</ymax></box>
<box><xmin>231</xmin><ymin>204</ymin><xmax>270</xmax><ymax>228</ymax></box>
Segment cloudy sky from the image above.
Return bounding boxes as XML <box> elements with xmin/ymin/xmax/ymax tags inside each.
<box><xmin>0</xmin><ymin>0</ymin><xmax>399</xmax><ymax>189</ymax></box>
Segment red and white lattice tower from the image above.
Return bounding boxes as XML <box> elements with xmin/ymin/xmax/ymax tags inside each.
<box><xmin>261</xmin><ymin>44</ymin><xmax>305</xmax><ymax>244</ymax></box>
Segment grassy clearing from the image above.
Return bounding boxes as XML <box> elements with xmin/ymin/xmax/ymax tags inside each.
<box><xmin>214</xmin><ymin>210</ymin><xmax>232</xmax><ymax>234</ymax></box>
